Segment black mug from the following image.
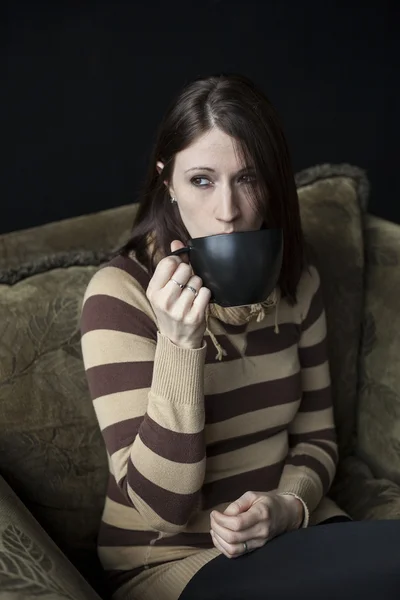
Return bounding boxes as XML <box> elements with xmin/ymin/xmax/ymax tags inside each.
<box><xmin>170</xmin><ymin>228</ymin><xmax>283</xmax><ymax>307</ymax></box>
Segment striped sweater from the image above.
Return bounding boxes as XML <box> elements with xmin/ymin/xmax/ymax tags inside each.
<box><xmin>80</xmin><ymin>253</ymin><xmax>346</xmax><ymax>600</ymax></box>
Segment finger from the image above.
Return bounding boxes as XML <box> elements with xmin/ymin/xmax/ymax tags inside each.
<box><xmin>147</xmin><ymin>255</ymin><xmax>183</xmax><ymax>296</ymax></box>
<box><xmin>210</xmin><ymin>530</ymin><xmax>230</xmax><ymax>559</ymax></box>
<box><xmin>211</xmin><ymin>530</ymin><xmax>246</xmax><ymax>559</ymax></box>
<box><xmin>211</xmin><ymin>517</ymin><xmax>270</xmax><ymax>545</ymax></box>
<box><xmin>211</xmin><ymin>506</ymin><xmax>259</xmax><ymax>532</ymax></box>
<box><xmin>223</xmin><ymin>491</ymin><xmax>258</xmax><ymax>516</ymax></box>
<box><xmin>190</xmin><ymin>286</ymin><xmax>212</xmax><ymax>315</ymax></box>
<box><xmin>168</xmin><ymin>275</ymin><xmax>204</xmax><ymax>316</ymax></box>
<box><xmin>170</xmin><ymin>240</ymin><xmax>186</xmax><ymax>253</ymax></box>
<box><xmin>170</xmin><ymin>239</ymin><xmax>190</xmax><ymax>264</ymax></box>
<box><xmin>211</xmin><ymin>518</ymin><xmax>248</xmax><ymax>544</ymax></box>
<box><xmin>211</xmin><ymin>519</ymin><xmax>247</xmax><ymax>544</ymax></box>
<box><xmin>178</xmin><ymin>276</ymin><xmax>203</xmax><ymax>301</ymax></box>
<box><xmin>164</xmin><ymin>262</ymin><xmax>193</xmax><ymax>294</ymax></box>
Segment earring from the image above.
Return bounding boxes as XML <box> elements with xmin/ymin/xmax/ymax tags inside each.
<box><xmin>170</xmin><ymin>196</ymin><xmax>177</xmax><ymax>204</ymax></box>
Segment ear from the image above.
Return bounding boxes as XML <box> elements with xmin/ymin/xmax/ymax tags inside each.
<box><xmin>156</xmin><ymin>160</ymin><xmax>175</xmax><ymax>198</ymax></box>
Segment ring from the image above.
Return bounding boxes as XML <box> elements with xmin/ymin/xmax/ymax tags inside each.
<box><xmin>170</xmin><ymin>278</ymin><xmax>185</xmax><ymax>290</ymax></box>
<box><xmin>243</xmin><ymin>541</ymin><xmax>248</xmax><ymax>553</ymax></box>
<box><xmin>185</xmin><ymin>285</ymin><xmax>198</xmax><ymax>297</ymax></box>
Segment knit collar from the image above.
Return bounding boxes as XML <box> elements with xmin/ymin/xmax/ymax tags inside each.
<box><xmin>205</xmin><ymin>289</ymin><xmax>281</xmax><ymax>361</ymax></box>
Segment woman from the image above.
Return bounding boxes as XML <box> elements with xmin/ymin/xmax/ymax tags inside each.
<box><xmin>80</xmin><ymin>74</ymin><xmax>400</xmax><ymax>600</ymax></box>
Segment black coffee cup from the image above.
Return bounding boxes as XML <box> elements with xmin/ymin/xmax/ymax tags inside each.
<box><xmin>170</xmin><ymin>228</ymin><xmax>283</xmax><ymax>307</ymax></box>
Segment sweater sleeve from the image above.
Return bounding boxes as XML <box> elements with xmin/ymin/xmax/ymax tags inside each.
<box><xmin>277</xmin><ymin>265</ymin><xmax>338</xmax><ymax>524</ymax></box>
<box><xmin>80</xmin><ymin>259</ymin><xmax>207</xmax><ymax>533</ymax></box>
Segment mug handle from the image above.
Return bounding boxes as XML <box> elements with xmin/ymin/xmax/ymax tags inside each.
<box><xmin>169</xmin><ymin>247</ymin><xmax>191</xmax><ymax>257</ymax></box>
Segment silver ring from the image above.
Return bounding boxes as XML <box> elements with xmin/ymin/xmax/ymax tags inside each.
<box><xmin>243</xmin><ymin>541</ymin><xmax>248</xmax><ymax>553</ymax></box>
<box><xmin>170</xmin><ymin>278</ymin><xmax>185</xmax><ymax>290</ymax></box>
<box><xmin>185</xmin><ymin>285</ymin><xmax>198</xmax><ymax>297</ymax></box>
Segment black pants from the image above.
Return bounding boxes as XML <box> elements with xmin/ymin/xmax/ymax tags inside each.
<box><xmin>179</xmin><ymin>519</ymin><xmax>400</xmax><ymax>600</ymax></box>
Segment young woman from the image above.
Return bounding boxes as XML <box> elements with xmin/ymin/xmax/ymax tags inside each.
<box><xmin>80</xmin><ymin>74</ymin><xmax>400</xmax><ymax>600</ymax></box>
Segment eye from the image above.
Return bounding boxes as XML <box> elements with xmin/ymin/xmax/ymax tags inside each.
<box><xmin>191</xmin><ymin>176</ymin><xmax>212</xmax><ymax>187</ymax></box>
<box><xmin>239</xmin><ymin>173</ymin><xmax>257</xmax><ymax>184</ymax></box>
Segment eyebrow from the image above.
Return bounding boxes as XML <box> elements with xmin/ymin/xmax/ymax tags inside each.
<box><xmin>184</xmin><ymin>166</ymin><xmax>255</xmax><ymax>174</ymax></box>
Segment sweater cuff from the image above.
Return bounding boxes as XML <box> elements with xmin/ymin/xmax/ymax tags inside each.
<box><xmin>277</xmin><ymin>476</ymin><xmax>320</xmax><ymax>528</ymax></box>
<box><xmin>277</xmin><ymin>492</ymin><xmax>310</xmax><ymax>528</ymax></box>
<box><xmin>151</xmin><ymin>332</ymin><xmax>207</xmax><ymax>405</ymax></box>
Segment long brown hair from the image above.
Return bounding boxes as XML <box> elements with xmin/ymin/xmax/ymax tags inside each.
<box><xmin>120</xmin><ymin>73</ymin><xmax>305</xmax><ymax>303</ymax></box>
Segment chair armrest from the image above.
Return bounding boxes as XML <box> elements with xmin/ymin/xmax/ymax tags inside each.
<box><xmin>0</xmin><ymin>473</ymin><xmax>102</xmax><ymax>600</ymax></box>
<box><xmin>332</xmin><ymin>456</ymin><xmax>400</xmax><ymax>520</ymax></box>
<box><xmin>357</xmin><ymin>214</ymin><xmax>400</xmax><ymax>484</ymax></box>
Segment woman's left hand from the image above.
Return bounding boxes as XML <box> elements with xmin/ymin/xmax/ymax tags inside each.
<box><xmin>210</xmin><ymin>491</ymin><xmax>303</xmax><ymax>559</ymax></box>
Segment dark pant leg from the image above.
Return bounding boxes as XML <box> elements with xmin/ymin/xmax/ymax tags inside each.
<box><xmin>179</xmin><ymin>520</ymin><xmax>400</xmax><ymax>600</ymax></box>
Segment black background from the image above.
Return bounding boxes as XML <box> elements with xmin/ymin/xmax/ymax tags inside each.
<box><xmin>5</xmin><ymin>0</ymin><xmax>399</xmax><ymax>235</ymax></box>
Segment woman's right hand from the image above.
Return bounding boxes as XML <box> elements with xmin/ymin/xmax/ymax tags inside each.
<box><xmin>146</xmin><ymin>240</ymin><xmax>212</xmax><ymax>350</ymax></box>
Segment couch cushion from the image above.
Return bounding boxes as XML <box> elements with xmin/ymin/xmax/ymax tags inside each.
<box><xmin>356</xmin><ymin>215</ymin><xmax>400</xmax><ymax>484</ymax></box>
<box><xmin>296</xmin><ymin>164</ymin><xmax>367</xmax><ymax>457</ymax></box>
<box><xmin>0</xmin><ymin>252</ymin><xmax>115</xmax><ymax>576</ymax></box>
<box><xmin>0</xmin><ymin>204</ymin><xmax>134</xmax><ymax>272</ymax></box>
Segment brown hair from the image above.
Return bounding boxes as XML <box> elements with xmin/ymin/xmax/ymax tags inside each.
<box><xmin>120</xmin><ymin>73</ymin><xmax>305</xmax><ymax>303</ymax></box>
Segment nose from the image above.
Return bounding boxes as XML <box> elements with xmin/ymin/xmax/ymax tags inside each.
<box><xmin>215</xmin><ymin>185</ymin><xmax>240</xmax><ymax>225</ymax></box>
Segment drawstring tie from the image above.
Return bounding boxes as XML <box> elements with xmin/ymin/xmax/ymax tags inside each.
<box><xmin>205</xmin><ymin>321</ymin><xmax>228</xmax><ymax>362</ymax></box>
<box><xmin>206</xmin><ymin>288</ymin><xmax>281</xmax><ymax>361</ymax></box>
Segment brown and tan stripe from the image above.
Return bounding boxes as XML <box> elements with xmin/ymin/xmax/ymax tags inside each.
<box><xmin>85</xmin><ymin>361</ymin><xmax>154</xmax><ymax>401</ymax></box>
<box><xmin>204</xmin><ymin>345</ymin><xmax>300</xmax><ymax>395</ymax></box>
<box><xmin>139</xmin><ymin>416</ymin><xmax>205</xmax><ymax>464</ymax></box>
<box><xmin>297</xmin><ymin>388</ymin><xmax>332</xmax><ymax>412</ymax></box>
<box><xmin>127</xmin><ymin>435</ymin><xmax>205</xmax><ymax>494</ymax></box>
<box><xmin>83</xmin><ymin>265</ymin><xmax>156</xmax><ymax>323</ymax></box>
<box><xmin>204</xmin><ymin>430</ymin><xmax>288</xmax><ymax>484</ymax></box>
<box><xmin>123</xmin><ymin>461</ymin><xmax>201</xmax><ymax>527</ymax></box>
<box><xmin>103</xmin><ymin>495</ymin><xmax>229</xmax><ymax>535</ymax></box>
<box><xmin>301</xmin><ymin>361</ymin><xmax>330</xmax><ymax>393</ymax></box>
<box><xmin>99</xmin><ymin>523</ymin><xmax>213</xmax><ymax>549</ymax></box>
<box><xmin>109</xmin><ymin>254</ymin><xmax>151</xmax><ymax>292</ymax></box>
<box><xmin>81</xmin><ymin>294</ymin><xmax>157</xmax><ymax>340</ymax></box>
<box><xmin>206</xmin><ymin>423</ymin><xmax>287</xmax><ymax>457</ymax></box>
<box><xmin>285</xmin><ymin>454</ymin><xmax>331</xmax><ymax>494</ymax></box>
<box><xmin>82</xmin><ymin>329</ymin><xmax>156</xmax><ymax>369</ymax></box>
<box><xmin>202</xmin><ymin>461</ymin><xmax>285</xmax><ymax>509</ymax></box>
<box><xmin>146</xmin><ymin>391</ymin><xmax>205</xmax><ymax>435</ymax></box>
<box><xmin>102</xmin><ymin>415</ymin><xmax>206</xmax><ymax>463</ymax></box>
<box><xmin>298</xmin><ymin>337</ymin><xmax>328</xmax><ymax>368</ymax></box>
<box><xmin>205</xmin><ymin>401</ymin><xmax>301</xmax><ymax>446</ymax></box>
<box><xmin>300</xmin><ymin>282</ymin><xmax>323</xmax><ymax>331</ymax></box>
<box><xmin>102</xmin><ymin>496</ymin><xmax>156</xmax><ymax>531</ymax></box>
<box><xmin>94</xmin><ymin>388</ymin><xmax>150</xmax><ymax>430</ymax></box>
<box><xmin>107</xmin><ymin>473</ymin><xmax>136</xmax><ymax>508</ymax></box>
<box><xmin>204</xmin><ymin>373</ymin><xmax>302</xmax><ymax>423</ymax></box>
<box><xmin>289</xmin><ymin>427</ymin><xmax>337</xmax><ymax>447</ymax></box>
<box><xmin>289</xmin><ymin>406</ymin><xmax>335</xmax><ymax>436</ymax></box>
<box><xmin>102</xmin><ymin>417</ymin><xmax>142</xmax><ymax>455</ymax></box>
<box><xmin>299</xmin><ymin>310</ymin><xmax>326</xmax><ymax>348</ymax></box>
<box><xmin>204</xmin><ymin>335</ymin><xmax>242</xmax><ymax>363</ymax></box>
<box><xmin>244</xmin><ymin>322</ymin><xmax>300</xmax><ymax>356</ymax></box>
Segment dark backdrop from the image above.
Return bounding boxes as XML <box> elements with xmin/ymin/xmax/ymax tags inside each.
<box><xmin>5</xmin><ymin>0</ymin><xmax>399</xmax><ymax>234</ymax></box>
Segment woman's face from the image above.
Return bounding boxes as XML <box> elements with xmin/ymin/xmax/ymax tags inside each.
<box><xmin>157</xmin><ymin>127</ymin><xmax>263</xmax><ymax>239</ymax></box>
